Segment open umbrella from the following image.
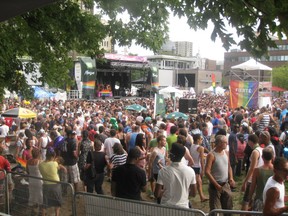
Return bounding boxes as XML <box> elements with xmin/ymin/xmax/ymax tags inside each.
<box><xmin>1</xmin><ymin>107</ymin><xmax>37</xmax><ymax>118</ymax></box>
<box><xmin>125</xmin><ymin>104</ymin><xmax>147</xmax><ymax>112</ymax></box>
<box><xmin>166</xmin><ymin>111</ymin><xmax>188</xmax><ymax>120</ymax></box>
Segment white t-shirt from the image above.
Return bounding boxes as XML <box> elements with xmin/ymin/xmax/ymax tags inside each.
<box><xmin>0</xmin><ymin>124</ymin><xmax>9</xmax><ymax>136</ymax></box>
<box><xmin>104</xmin><ymin>137</ymin><xmax>120</xmax><ymax>158</ymax></box>
<box><xmin>157</xmin><ymin>162</ymin><xmax>196</xmax><ymax>208</ymax></box>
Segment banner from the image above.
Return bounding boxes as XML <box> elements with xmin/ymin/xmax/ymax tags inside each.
<box><xmin>229</xmin><ymin>81</ymin><xmax>259</xmax><ymax>109</ymax></box>
<box><xmin>154</xmin><ymin>93</ymin><xmax>166</xmax><ymax>117</ymax></box>
<box><xmin>211</xmin><ymin>73</ymin><xmax>216</xmax><ymax>94</ymax></box>
<box><xmin>80</xmin><ymin>57</ymin><xmax>96</xmax><ymax>99</ymax></box>
<box><xmin>150</xmin><ymin>65</ymin><xmax>159</xmax><ymax>93</ymax></box>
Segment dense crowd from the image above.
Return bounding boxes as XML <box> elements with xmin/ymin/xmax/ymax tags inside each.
<box><xmin>0</xmin><ymin>94</ymin><xmax>288</xmax><ymax>215</ymax></box>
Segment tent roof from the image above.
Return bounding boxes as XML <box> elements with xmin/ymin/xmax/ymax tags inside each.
<box><xmin>272</xmin><ymin>86</ymin><xmax>286</xmax><ymax>92</ymax></box>
<box><xmin>0</xmin><ymin>0</ymin><xmax>60</xmax><ymax>22</ymax></box>
<box><xmin>231</xmin><ymin>59</ymin><xmax>272</xmax><ymax>71</ymax></box>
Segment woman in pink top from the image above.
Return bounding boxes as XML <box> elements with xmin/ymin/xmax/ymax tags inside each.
<box><xmin>22</xmin><ymin>139</ymin><xmax>33</xmax><ymax>161</ymax></box>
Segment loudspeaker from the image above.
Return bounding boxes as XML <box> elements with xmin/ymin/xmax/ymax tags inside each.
<box><xmin>179</xmin><ymin>98</ymin><xmax>197</xmax><ymax>114</ymax></box>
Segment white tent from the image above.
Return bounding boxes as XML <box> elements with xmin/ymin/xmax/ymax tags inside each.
<box><xmin>202</xmin><ymin>86</ymin><xmax>225</xmax><ymax>95</ymax></box>
<box><xmin>231</xmin><ymin>59</ymin><xmax>272</xmax><ymax>71</ymax></box>
<box><xmin>159</xmin><ymin>86</ymin><xmax>183</xmax><ymax>98</ymax></box>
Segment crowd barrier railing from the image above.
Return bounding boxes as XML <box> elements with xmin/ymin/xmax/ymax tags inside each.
<box><xmin>0</xmin><ymin>170</ymin><xmax>8</xmax><ymax>214</ymax></box>
<box><xmin>5</xmin><ymin>171</ymin><xmax>75</xmax><ymax>216</ymax></box>
<box><xmin>208</xmin><ymin>209</ymin><xmax>288</xmax><ymax>216</ymax></box>
<box><xmin>74</xmin><ymin>191</ymin><xmax>207</xmax><ymax>216</ymax></box>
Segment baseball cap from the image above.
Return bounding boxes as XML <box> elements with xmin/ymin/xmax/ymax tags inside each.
<box><xmin>67</xmin><ymin>130</ymin><xmax>76</xmax><ymax>135</ymax></box>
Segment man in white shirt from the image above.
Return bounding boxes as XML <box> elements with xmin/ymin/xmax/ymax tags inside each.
<box><xmin>0</xmin><ymin>119</ymin><xmax>9</xmax><ymax>136</ymax></box>
<box><xmin>104</xmin><ymin>129</ymin><xmax>120</xmax><ymax>159</ymax></box>
<box><xmin>154</xmin><ymin>143</ymin><xmax>196</xmax><ymax>208</ymax></box>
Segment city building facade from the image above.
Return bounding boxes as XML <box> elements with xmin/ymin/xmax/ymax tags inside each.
<box><xmin>224</xmin><ymin>39</ymin><xmax>288</xmax><ymax>72</ymax></box>
<box><xmin>147</xmin><ymin>55</ymin><xmax>222</xmax><ymax>93</ymax></box>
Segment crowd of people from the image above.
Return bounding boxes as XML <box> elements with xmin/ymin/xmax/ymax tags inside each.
<box><xmin>0</xmin><ymin>94</ymin><xmax>288</xmax><ymax>215</ymax></box>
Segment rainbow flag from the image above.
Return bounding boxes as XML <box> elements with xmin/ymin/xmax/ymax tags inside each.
<box><xmin>211</xmin><ymin>73</ymin><xmax>216</xmax><ymax>94</ymax></box>
<box><xmin>83</xmin><ymin>81</ymin><xmax>95</xmax><ymax>89</ymax></box>
<box><xmin>229</xmin><ymin>81</ymin><xmax>259</xmax><ymax>109</ymax></box>
<box><xmin>16</xmin><ymin>157</ymin><xmax>27</xmax><ymax>168</ymax></box>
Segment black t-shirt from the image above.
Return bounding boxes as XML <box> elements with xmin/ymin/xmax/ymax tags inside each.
<box><xmin>86</xmin><ymin>151</ymin><xmax>107</xmax><ymax>176</ymax></box>
<box><xmin>61</xmin><ymin>138</ymin><xmax>77</xmax><ymax>166</ymax></box>
<box><xmin>112</xmin><ymin>163</ymin><xmax>146</xmax><ymax>200</ymax></box>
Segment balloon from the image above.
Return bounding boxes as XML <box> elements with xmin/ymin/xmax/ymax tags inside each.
<box><xmin>54</xmin><ymin>136</ymin><xmax>65</xmax><ymax>149</ymax></box>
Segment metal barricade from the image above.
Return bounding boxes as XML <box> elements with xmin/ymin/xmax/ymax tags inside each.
<box><xmin>208</xmin><ymin>209</ymin><xmax>288</xmax><ymax>216</ymax></box>
<box><xmin>0</xmin><ymin>170</ymin><xmax>8</xmax><ymax>214</ymax></box>
<box><xmin>6</xmin><ymin>171</ymin><xmax>75</xmax><ymax>216</ymax></box>
<box><xmin>74</xmin><ymin>192</ymin><xmax>206</xmax><ymax>216</ymax></box>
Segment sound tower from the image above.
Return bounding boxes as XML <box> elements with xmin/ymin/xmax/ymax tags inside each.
<box><xmin>179</xmin><ymin>98</ymin><xmax>197</xmax><ymax>114</ymax></box>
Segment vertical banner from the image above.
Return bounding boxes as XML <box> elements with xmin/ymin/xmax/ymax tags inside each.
<box><xmin>211</xmin><ymin>73</ymin><xmax>216</xmax><ymax>94</ymax></box>
<box><xmin>151</xmin><ymin>65</ymin><xmax>159</xmax><ymax>93</ymax></box>
<box><xmin>171</xmin><ymin>92</ymin><xmax>176</xmax><ymax>111</ymax></box>
<box><xmin>154</xmin><ymin>93</ymin><xmax>166</xmax><ymax>117</ymax></box>
<box><xmin>229</xmin><ymin>81</ymin><xmax>259</xmax><ymax>109</ymax></box>
<box><xmin>80</xmin><ymin>58</ymin><xmax>96</xmax><ymax>99</ymax></box>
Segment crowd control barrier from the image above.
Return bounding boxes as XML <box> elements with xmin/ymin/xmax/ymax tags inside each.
<box><xmin>6</xmin><ymin>171</ymin><xmax>75</xmax><ymax>216</ymax></box>
<box><xmin>74</xmin><ymin>191</ymin><xmax>206</xmax><ymax>216</ymax></box>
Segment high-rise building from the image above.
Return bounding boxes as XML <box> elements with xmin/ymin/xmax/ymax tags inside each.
<box><xmin>175</xmin><ymin>41</ymin><xmax>193</xmax><ymax>57</ymax></box>
<box><xmin>159</xmin><ymin>40</ymin><xmax>193</xmax><ymax>57</ymax></box>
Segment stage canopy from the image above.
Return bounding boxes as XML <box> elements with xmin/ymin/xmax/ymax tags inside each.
<box><xmin>231</xmin><ymin>59</ymin><xmax>272</xmax><ymax>71</ymax></box>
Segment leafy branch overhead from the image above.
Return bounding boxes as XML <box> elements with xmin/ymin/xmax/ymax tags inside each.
<box><xmin>0</xmin><ymin>0</ymin><xmax>287</xmax><ymax>98</ymax></box>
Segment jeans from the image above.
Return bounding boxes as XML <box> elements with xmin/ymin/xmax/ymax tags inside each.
<box><xmin>86</xmin><ymin>173</ymin><xmax>105</xmax><ymax>194</ymax></box>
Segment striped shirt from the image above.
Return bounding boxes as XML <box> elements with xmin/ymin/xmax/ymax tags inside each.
<box><xmin>258</xmin><ymin>114</ymin><xmax>270</xmax><ymax>131</ymax></box>
<box><xmin>110</xmin><ymin>154</ymin><xmax>127</xmax><ymax>169</ymax></box>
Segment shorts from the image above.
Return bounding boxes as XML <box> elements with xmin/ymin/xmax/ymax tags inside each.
<box><xmin>43</xmin><ymin>184</ymin><xmax>62</xmax><ymax>208</ymax></box>
<box><xmin>66</xmin><ymin>164</ymin><xmax>81</xmax><ymax>184</ymax></box>
<box><xmin>242</xmin><ymin>182</ymin><xmax>251</xmax><ymax>204</ymax></box>
<box><xmin>192</xmin><ymin>167</ymin><xmax>201</xmax><ymax>175</ymax></box>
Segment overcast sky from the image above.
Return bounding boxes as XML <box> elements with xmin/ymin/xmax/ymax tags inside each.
<box><xmin>116</xmin><ymin>15</ymin><xmax>239</xmax><ymax>61</ymax></box>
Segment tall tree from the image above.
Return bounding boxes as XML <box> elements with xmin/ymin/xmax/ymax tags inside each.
<box><xmin>272</xmin><ymin>64</ymin><xmax>288</xmax><ymax>90</ymax></box>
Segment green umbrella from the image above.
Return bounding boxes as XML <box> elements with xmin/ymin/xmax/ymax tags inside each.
<box><xmin>125</xmin><ymin>104</ymin><xmax>147</xmax><ymax>112</ymax></box>
<box><xmin>166</xmin><ymin>111</ymin><xmax>188</xmax><ymax>120</ymax></box>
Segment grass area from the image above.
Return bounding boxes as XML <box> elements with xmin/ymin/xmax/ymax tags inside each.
<box><xmin>142</xmin><ymin>173</ymin><xmax>246</xmax><ymax>214</ymax></box>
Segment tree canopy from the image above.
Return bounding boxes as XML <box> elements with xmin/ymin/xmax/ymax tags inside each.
<box><xmin>1</xmin><ymin>0</ymin><xmax>288</xmax><ymax>97</ymax></box>
<box><xmin>272</xmin><ymin>64</ymin><xmax>288</xmax><ymax>90</ymax></box>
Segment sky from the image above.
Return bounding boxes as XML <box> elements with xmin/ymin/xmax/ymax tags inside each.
<box><xmin>116</xmin><ymin>15</ymin><xmax>238</xmax><ymax>61</ymax></box>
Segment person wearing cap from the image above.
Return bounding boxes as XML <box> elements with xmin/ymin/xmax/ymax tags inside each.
<box><xmin>60</xmin><ymin>130</ymin><xmax>80</xmax><ymax>192</ymax></box>
<box><xmin>38</xmin><ymin>129</ymin><xmax>51</xmax><ymax>161</ymax></box>
<box><xmin>154</xmin><ymin>143</ymin><xmax>196</xmax><ymax>208</ymax></box>
<box><xmin>205</xmin><ymin>135</ymin><xmax>235</xmax><ymax>214</ymax></box>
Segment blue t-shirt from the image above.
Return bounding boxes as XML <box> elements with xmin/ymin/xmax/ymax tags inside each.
<box><xmin>212</xmin><ymin>118</ymin><xmax>219</xmax><ymax>134</ymax></box>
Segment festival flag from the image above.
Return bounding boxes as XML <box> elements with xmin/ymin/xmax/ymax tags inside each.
<box><xmin>211</xmin><ymin>73</ymin><xmax>216</xmax><ymax>94</ymax></box>
<box><xmin>229</xmin><ymin>81</ymin><xmax>259</xmax><ymax>109</ymax></box>
<box><xmin>80</xmin><ymin>57</ymin><xmax>96</xmax><ymax>98</ymax></box>
<box><xmin>16</xmin><ymin>157</ymin><xmax>27</xmax><ymax>168</ymax></box>
<box><xmin>151</xmin><ymin>66</ymin><xmax>159</xmax><ymax>93</ymax></box>
<box><xmin>154</xmin><ymin>93</ymin><xmax>166</xmax><ymax>117</ymax></box>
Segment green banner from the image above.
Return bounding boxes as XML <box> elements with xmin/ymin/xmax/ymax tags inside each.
<box><xmin>155</xmin><ymin>93</ymin><xmax>166</xmax><ymax>117</ymax></box>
